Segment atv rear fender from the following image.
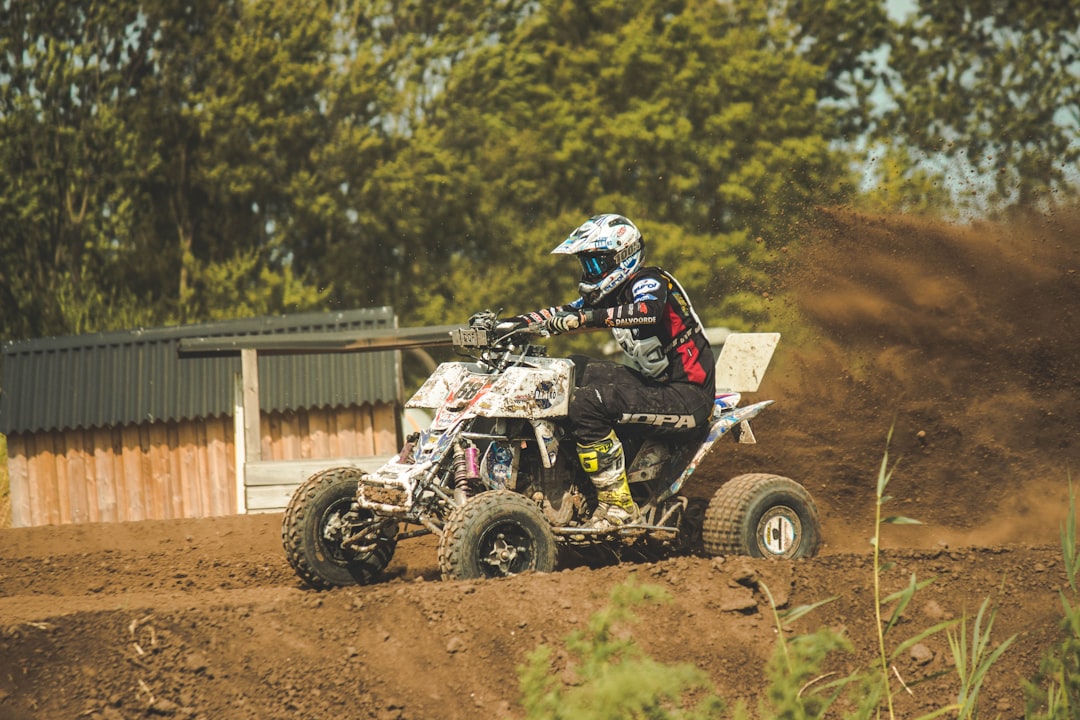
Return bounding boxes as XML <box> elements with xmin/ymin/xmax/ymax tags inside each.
<box><xmin>657</xmin><ymin>400</ymin><xmax>774</xmax><ymax>502</ymax></box>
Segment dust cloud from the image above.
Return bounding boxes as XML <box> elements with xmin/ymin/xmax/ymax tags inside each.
<box><xmin>716</xmin><ymin>206</ymin><xmax>1080</xmax><ymax>552</ymax></box>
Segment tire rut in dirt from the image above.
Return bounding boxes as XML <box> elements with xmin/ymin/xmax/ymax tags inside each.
<box><xmin>438</xmin><ymin>490</ymin><xmax>557</xmax><ymax>581</ymax></box>
<box><xmin>281</xmin><ymin>467</ymin><xmax>397</xmax><ymax>590</ymax></box>
<box><xmin>702</xmin><ymin>473</ymin><xmax>821</xmax><ymax>559</ymax></box>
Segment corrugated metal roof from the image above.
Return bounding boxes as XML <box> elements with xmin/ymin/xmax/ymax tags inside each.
<box><xmin>0</xmin><ymin>308</ymin><xmax>402</xmax><ymax>435</ymax></box>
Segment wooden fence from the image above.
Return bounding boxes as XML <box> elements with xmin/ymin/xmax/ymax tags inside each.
<box><xmin>7</xmin><ymin>402</ymin><xmax>398</xmax><ymax>527</ymax></box>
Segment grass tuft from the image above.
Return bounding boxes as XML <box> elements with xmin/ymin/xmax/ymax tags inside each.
<box><xmin>1024</xmin><ymin>478</ymin><xmax>1080</xmax><ymax>719</ymax></box>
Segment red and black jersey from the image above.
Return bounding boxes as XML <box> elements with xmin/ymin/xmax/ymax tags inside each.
<box><xmin>567</xmin><ymin>267</ymin><xmax>715</xmax><ymax>392</ymax></box>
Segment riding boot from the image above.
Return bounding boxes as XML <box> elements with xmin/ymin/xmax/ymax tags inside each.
<box><xmin>576</xmin><ymin>431</ymin><xmax>639</xmax><ymax>530</ymax></box>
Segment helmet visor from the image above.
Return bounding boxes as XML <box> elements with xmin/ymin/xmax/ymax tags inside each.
<box><xmin>578</xmin><ymin>252</ymin><xmax>616</xmax><ymax>282</ymax></box>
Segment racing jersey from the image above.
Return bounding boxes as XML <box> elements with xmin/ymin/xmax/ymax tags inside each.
<box><xmin>524</xmin><ymin>267</ymin><xmax>715</xmax><ymax>391</ymax></box>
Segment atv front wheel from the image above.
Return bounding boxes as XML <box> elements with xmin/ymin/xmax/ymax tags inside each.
<box><xmin>282</xmin><ymin>467</ymin><xmax>398</xmax><ymax>589</ymax></box>
<box><xmin>702</xmin><ymin>473</ymin><xmax>821</xmax><ymax>559</ymax></box>
<box><xmin>438</xmin><ymin>491</ymin><xmax>557</xmax><ymax>581</ymax></box>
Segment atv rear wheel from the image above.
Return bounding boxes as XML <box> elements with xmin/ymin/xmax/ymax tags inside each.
<box><xmin>438</xmin><ymin>490</ymin><xmax>557</xmax><ymax>581</ymax></box>
<box><xmin>702</xmin><ymin>473</ymin><xmax>821</xmax><ymax>559</ymax></box>
<box><xmin>282</xmin><ymin>467</ymin><xmax>398</xmax><ymax>589</ymax></box>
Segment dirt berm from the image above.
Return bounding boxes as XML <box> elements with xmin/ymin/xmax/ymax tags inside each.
<box><xmin>2</xmin><ymin>207</ymin><xmax>1079</xmax><ymax>719</ymax></box>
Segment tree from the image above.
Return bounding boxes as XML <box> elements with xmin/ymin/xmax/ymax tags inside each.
<box><xmin>303</xmin><ymin>0</ymin><xmax>540</xmax><ymax>317</ymax></box>
<box><xmin>781</xmin><ymin>0</ymin><xmax>1080</xmax><ymax>213</ymax></box>
<box><xmin>360</xmin><ymin>0</ymin><xmax>851</xmax><ymax>327</ymax></box>
<box><xmin>132</xmin><ymin>0</ymin><xmax>335</xmax><ymax>321</ymax></box>
<box><xmin>12</xmin><ymin>0</ymin><xmax>1071</xmax><ymax>346</ymax></box>
<box><xmin>0</xmin><ymin>0</ymin><xmax>336</xmax><ymax>342</ymax></box>
<box><xmin>883</xmin><ymin>2</ymin><xmax>1080</xmax><ymax>211</ymax></box>
<box><xmin>0</xmin><ymin>1</ymin><xmax>155</xmax><ymax>338</ymax></box>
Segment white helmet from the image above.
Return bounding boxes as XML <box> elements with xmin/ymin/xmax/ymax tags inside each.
<box><xmin>552</xmin><ymin>214</ymin><xmax>644</xmax><ymax>304</ymax></box>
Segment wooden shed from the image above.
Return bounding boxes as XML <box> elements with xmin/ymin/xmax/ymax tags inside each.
<box><xmin>0</xmin><ymin>309</ymin><xmax>408</xmax><ymax>527</ymax></box>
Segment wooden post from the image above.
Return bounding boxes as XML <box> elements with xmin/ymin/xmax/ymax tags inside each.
<box><xmin>233</xmin><ymin>372</ymin><xmax>245</xmax><ymax>514</ymax></box>
<box><xmin>234</xmin><ymin>348</ymin><xmax>262</xmax><ymax>514</ymax></box>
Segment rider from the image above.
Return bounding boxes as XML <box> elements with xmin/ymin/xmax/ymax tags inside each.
<box><xmin>508</xmin><ymin>214</ymin><xmax>716</xmax><ymax>530</ymax></box>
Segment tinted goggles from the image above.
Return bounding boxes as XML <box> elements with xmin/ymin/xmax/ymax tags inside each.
<box><xmin>578</xmin><ymin>253</ymin><xmax>617</xmax><ymax>282</ymax></box>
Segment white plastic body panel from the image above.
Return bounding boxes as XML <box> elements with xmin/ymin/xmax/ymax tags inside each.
<box><xmin>714</xmin><ymin>332</ymin><xmax>780</xmax><ymax>392</ymax></box>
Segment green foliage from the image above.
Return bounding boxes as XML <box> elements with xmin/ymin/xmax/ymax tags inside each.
<box><xmin>410</xmin><ymin>0</ymin><xmax>850</xmax><ymax>327</ymax></box>
<box><xmin>948</xmin><ymin>599</ymin><xmax>1016</xmax><ymax>719</ymax></box>
<box><xmin>1025</xmin><ymin>481</ymin><xmax>1080</xmax><ymax>719</ymax></box>
<box><xmin>185</xmin><ymin>250</ymin><xmax>332</xmax><ymax>322</ymax></box>
<box><xmin>879</xmin><ymin>3</ymin><xmax>1080</xmax><ymax>211</ymax></box>
<box><xmin>134</xmin><ymin>0</ymin><xmax>338</xmax><ymax>323</ymax></box>
<box><xmin>853</xmin><ymin>143</ymin><xmax>954</xmax><ymax>218</ymax></box>
<box><xmin>1062</xmin><ymin>482</ymin><xmax>1080</xmax><ymax>597</ymax></box>
<box><xmin>783</xmin><ymin>0</ymin><xmax>1080</xmax><ymax>213</ymax></box>
<box><xmin>862</xmin><ymin>429</ymin><xmax>1020</xmax><ymax>720</ymax></box>
<box><xmin>517</xmin><ymin>578</ymin><xmax>724</xmax><ymax>720</ymax></box>
<box><xmin>0</xmin><ymin>0</ymin><xmax>339</xmax><ymax>340</ymax></box>
<box><xmin>512</xmin><ymin>440</ymin><xmax>1062</xmax><ymax>720</ymax></box>
<box><xmin>0</xmin><ymin>1</ymin><xmax>151</xmax><ymax>338</ymax></box>
<box><xmin>869</xmin><ymin>428</ymin><xmax>936</xmax><ymax>718</ymax></box>
<box><xmin>758</xmin><ymin>626</ymin><xmax>850</xmax><ymax>719</ymax></box>
<box><xmin>756</xmin><ymin>433</ymin><xmax>1012</xmax><ymax>720</ymax></box>
<box><xmin>1</xmin><ymin>0</ymin><xmax>1076</xmax><ymax>344</ymax></box>
<box><xmin>755</xmin><ymin>584</ymin><xmax>851</xmax><ymax>719</ymax></box>
<box><xmin>729</xmin><ymin>435</ymin><xmax>1015</xmax><ymax>720</ymax></box>
<box><xmin>53</xmin><ymin>269</ymin><xmax>160</xmax><ymax>336</ymax></box>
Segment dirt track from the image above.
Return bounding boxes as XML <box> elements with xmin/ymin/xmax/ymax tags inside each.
<box><xmin>2</xmin><ymin>208</ymin><xmax>1079</xmax><ymax>719</ymax></box>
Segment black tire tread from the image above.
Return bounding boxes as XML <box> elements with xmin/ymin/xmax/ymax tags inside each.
<box><xmin>438</xmin><ymin>490</ymin><xmax>557</xmax><ymax>581</ymax></box>
<box><xmin>281</xmin><ymin>467</ymin><xmax>396</xmax><ymax>590</ymax></box>
<box><xmin>702</xmin><ymin>473</ymin><xmax>821</xmax><ymax>558</ymax></box>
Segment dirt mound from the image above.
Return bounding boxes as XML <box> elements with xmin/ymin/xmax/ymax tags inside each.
<box><xmin>2</xmin><ymin>208</ymin><xmax>1079</xmax><ymax>719</ymax></box>
<box><xmin>0</xmin><ymin>515</ymin><xmax>1067</xmax><ymax>720</ymax></box>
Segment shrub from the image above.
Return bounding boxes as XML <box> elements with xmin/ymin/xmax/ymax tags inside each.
<box><xmin>517</xmin><ymin>578</ymin><xmax>724</xmax><ymax>720</ymax></box>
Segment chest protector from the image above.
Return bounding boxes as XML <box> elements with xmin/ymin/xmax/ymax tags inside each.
<box><xmin>612</xmin><ymin>328</ymin><xmax>668</xmax><ymax>378</ymax></box>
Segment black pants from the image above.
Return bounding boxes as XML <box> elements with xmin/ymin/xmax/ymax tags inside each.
<box><xmin>568</xmin><ymin>357</ymin><xmax>714</xmax><ymax>446</ymax></box>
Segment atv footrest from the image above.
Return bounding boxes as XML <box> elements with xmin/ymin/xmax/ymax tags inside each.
<box><xmin>552</xmin><ymin>522</ymin><xmax>679</xmax><ymax>538</ymax></box>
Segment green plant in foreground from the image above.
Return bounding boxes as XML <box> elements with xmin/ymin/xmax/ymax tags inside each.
<box><xmin>517</xmin><ymin>434</ymin><xmax>1025</xmax><ymax>719</ymax></box>
<box><xmin>756</xmin><ymin>583</ymin><xmax>851</xmax><ymax>719</ymax></box>
<box><xmin>1024</xmin><ymin>480</ymin><xmax>1080</xmax><ymax>719</ymax></box>
<box><xmin>948</xmin><ymin>597</ymin><xmax>1016</xmax><ymax>718</ymax></box>
<box><xmin>870</xmin><ymin>429</ymin><xmax>954</xmax><ymax>719</ymax></box>
<box><xmin>756</xmin><ymin>429</ymin><xmax>1013</xmax><ymax>720</ymax></box>
<box><xmin>867</xmin><ymin>429</ymin><xmax>1016</xmax><ymax>720</ymax></box>
<box><xmin>517</xmin><ymin>578</ymin><xmax>724</xmax><ymax>720</ymax></box>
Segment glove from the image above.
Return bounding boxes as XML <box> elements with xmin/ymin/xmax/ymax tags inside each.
<box><xmin>544</xmin><ymin>310</ymin><xmax>584</xmax><ymax>335</ymax></box>
<box><xmin>505</xmin><ymin>307</ymin><xmax>557</xmax><ymax>332</ymax></box>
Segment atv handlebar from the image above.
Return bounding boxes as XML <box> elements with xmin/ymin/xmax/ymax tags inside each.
<box><xmin>449</xmin><ymin>326</ymin><xmax>497</xmax><ymax>348</ymax></box>
<box><xmin>453</xmin><ymin>311</ymin><xmax>546</xmax><ymax>353</ymax></box>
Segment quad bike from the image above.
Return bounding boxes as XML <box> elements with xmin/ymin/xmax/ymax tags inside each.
<box><xmin>282</xmin><ymin>312</ymin><xmax>822</xmax><ymax>589</ymax></box>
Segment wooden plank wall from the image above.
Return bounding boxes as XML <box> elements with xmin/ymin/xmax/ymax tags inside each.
<box><xmin>260</xmin><ymin>402</ymin><xmax>399</xmax><ymax>461</ymax></box>
<box><xmin>247</xmin><ymin>402</ymin><xmax>401</xmax><ymax>514</ymax></box>
<box><xmin>7</xmin><ymin>402</ymin><xmax>398</xmax><ymax>527</ymax></box>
